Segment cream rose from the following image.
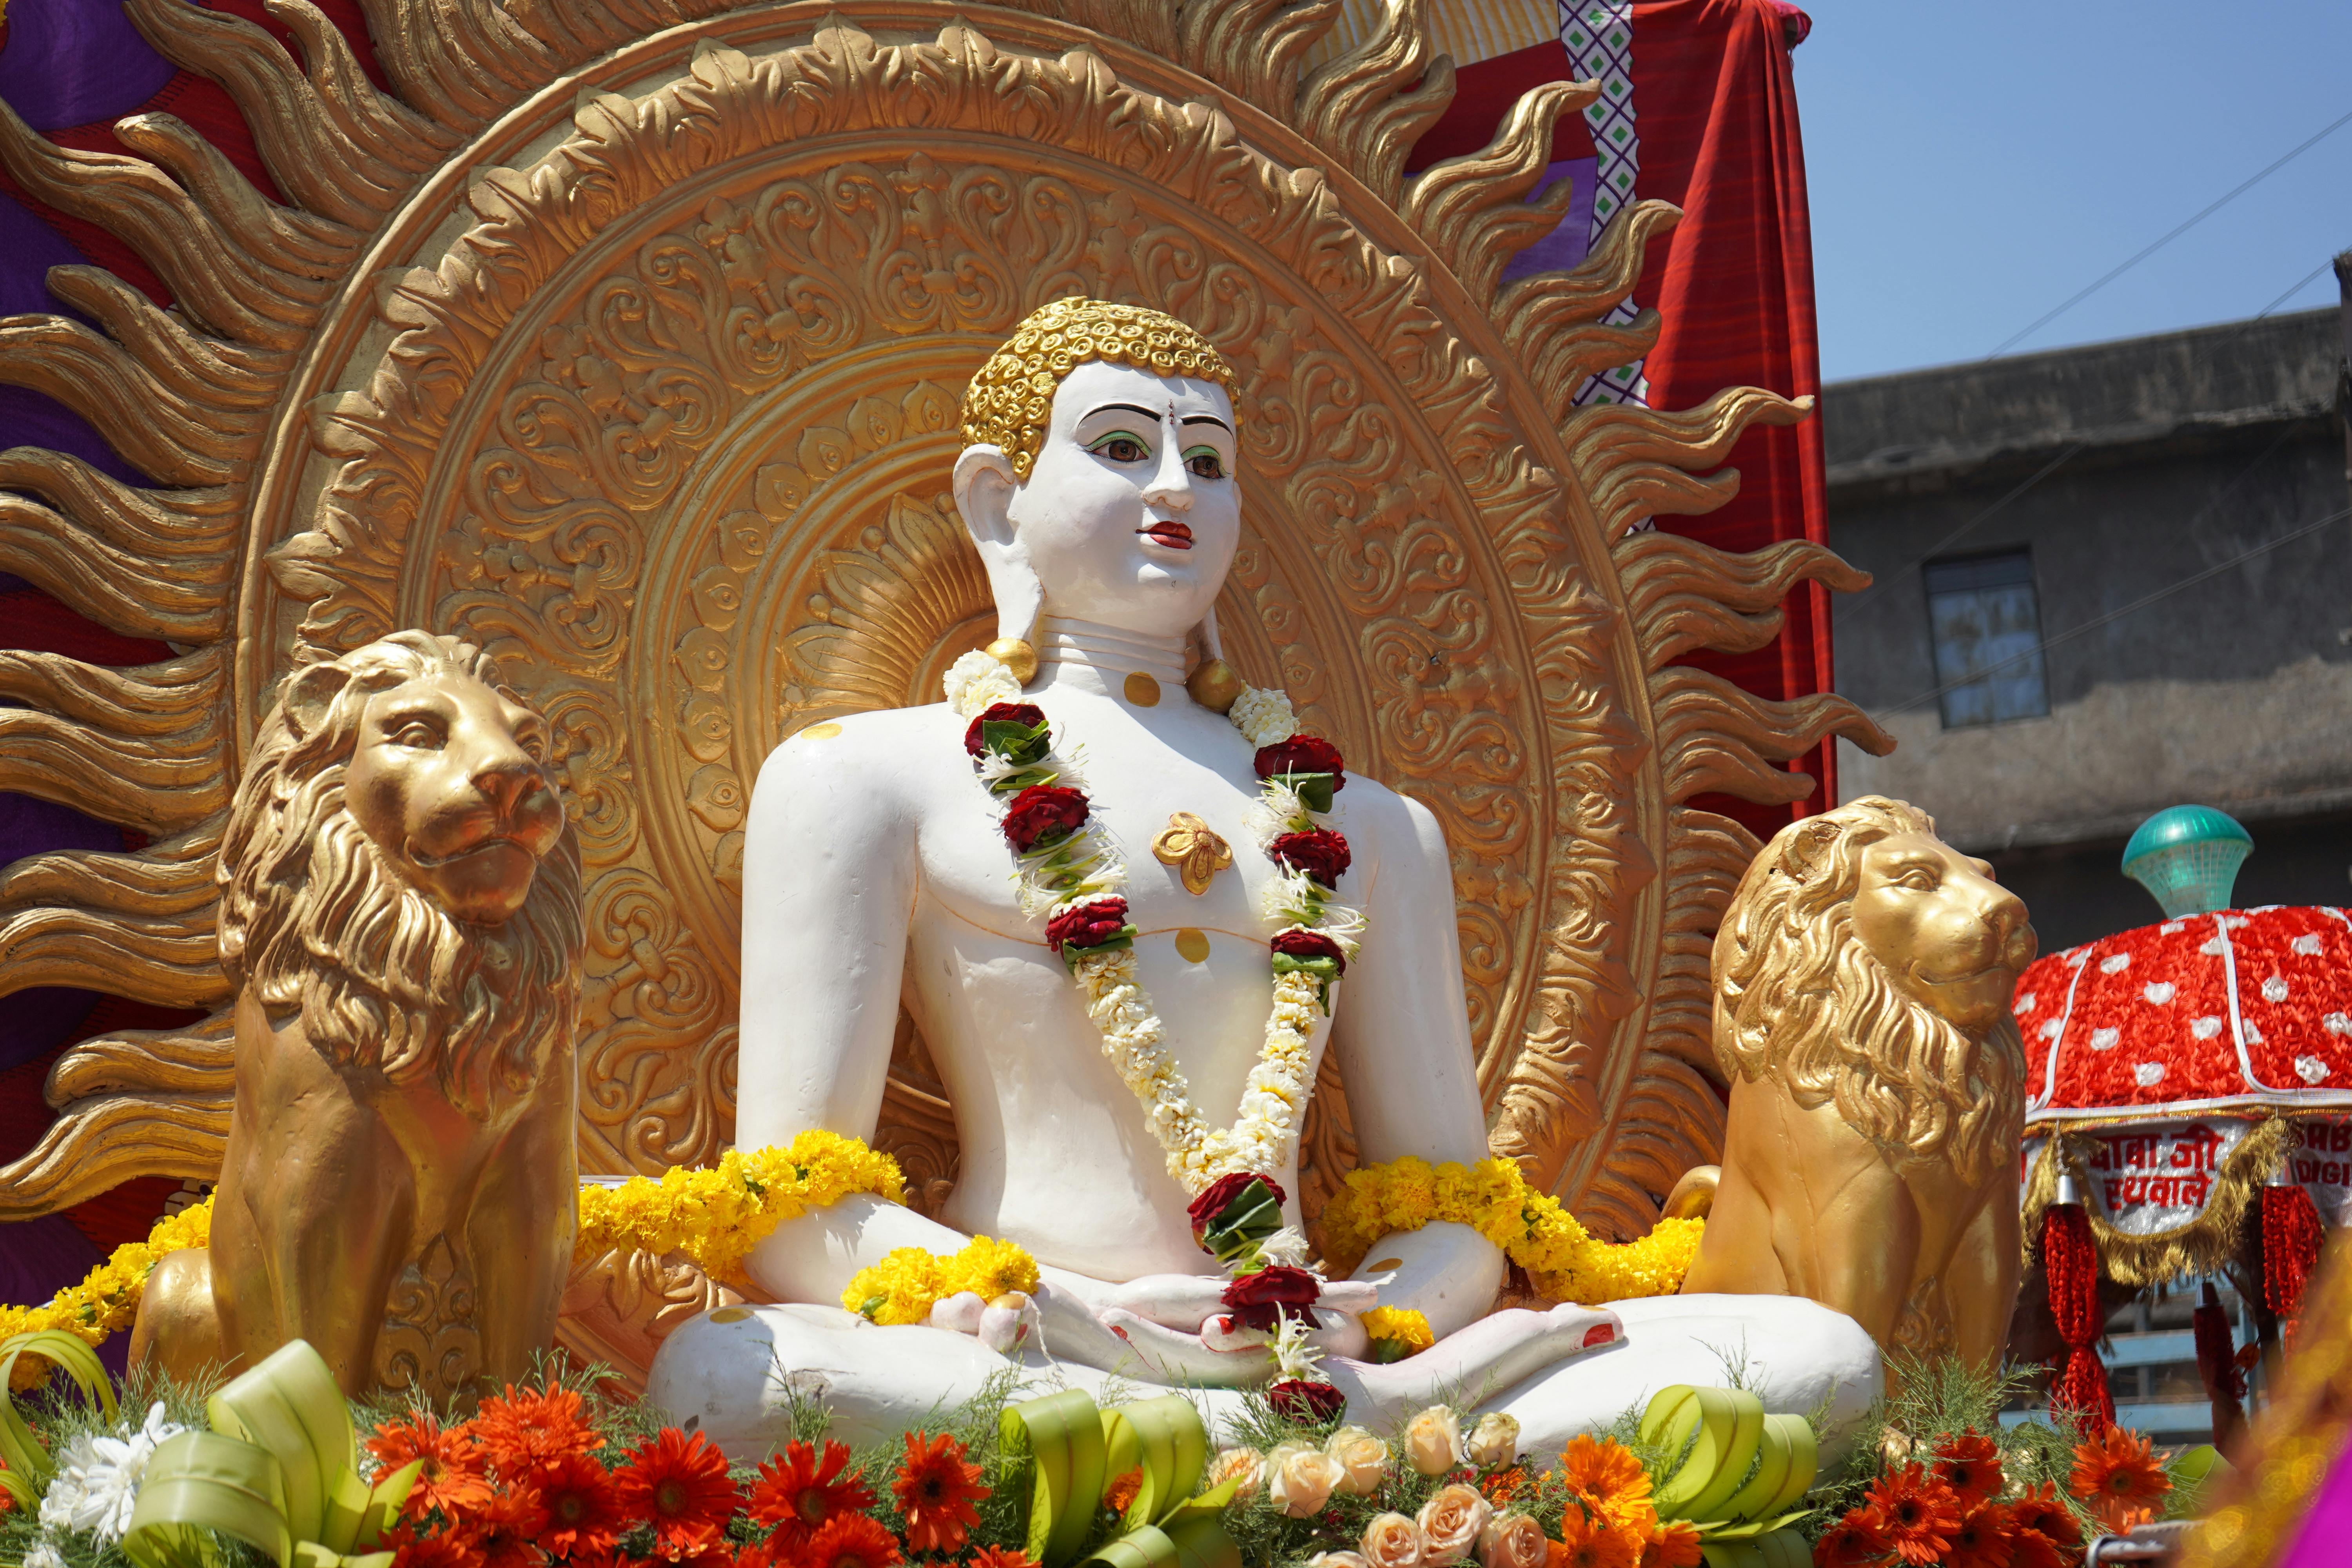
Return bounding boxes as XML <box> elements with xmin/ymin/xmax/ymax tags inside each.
<box><xmin>1269</xmin><ymin>1441</ymin><xmax>1346</xmax><ymax>1519</ymax></box>
<box><xmin>1325</xmin><ymin>1426</ymin><xmax>1392</xmax><ymax>1495</ymax></box>
<box><xmin>1403</xmin><ymin>1406</ymin><xmax>1466</xmax><ymax>1476</ymax></box>
<box><xmin>1208</xmin><ymin>1446</ymin><xmax>1266</xmax><ymax>1499</ymax></box>
<box><xmin>1416</xmin><ymin>1483</ymin><xmax>1492</xmax><ymax>1565</ymax></box>
<box><xmin>1476</xmin><ymin>1512</ymin><xmax>1546</xmax><ymax>1568</ymax></box>
<box><xmin>1360</xmin><ymin>1512</ymin><xmax>1428</xmax><ymax>1568</ymax></box>
<box><xmin>1465</xmin><ymin>1412</ymin><xmax>1520</xmax><ymax>1471</ymax></box>
<box><xmin>1309</xmin><ymin>1555</ymin><xmax>1372</xmax><ymax>1568</ymax></box>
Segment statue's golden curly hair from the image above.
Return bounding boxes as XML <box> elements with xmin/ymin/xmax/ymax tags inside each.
<box><xmin>959</xmin><ymin>298</ymin><xmax>1236</xmax><ymax>481</ymax></box>
<box><xmin>218</xmin><ymin>632</ymin><xmax>584</xmax><ymax>1118</ymax></box>
<box><xmin>1712</xmin><ymin>796</ymin><xmax>2024</xmax><ymax>1187</ymax></box>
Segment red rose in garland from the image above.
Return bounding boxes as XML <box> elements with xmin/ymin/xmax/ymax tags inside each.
<box><xmin>1270</xmin><ymin>929</ymin><xmax>1348</xmax><ymax>975</ymax></box>
<box><xmin>1254</xmin><ymin>736</ymin><xmax>1345</xmax><ymax>784</ymax></box>
<box><xmin>1269</xmin><ymin>829</ymin><xmax>1351</xmax><ymax>886</ymax></box>
<box><xmin>1002</xmin><ymin>784</ymin><xmax>1090</xmax><ymax>853</ymax></box>
<box><xmin>1220</xmin><ymin>1263</ymin><xmax>1322</xmax><ymax>1332</ymax></box>
<box><xmin>965</xmin><ymin>703</ymin><xmax>1049</xmax><ymax>759</ymax></box>
<box><xmin>1045</xmin><ymin>897</ymin><xmax>1130</xmax><ymax>954</ymax></box>
<box><xmin>1188</xmin><ymin>1172</ymin><xmax>1286</xmax><ymax>1235</ymax></box>
<box><xmin>1267</xmin><ymin>1379</ymin><xmax>1345</xmax><ymax>1425</ymax></box>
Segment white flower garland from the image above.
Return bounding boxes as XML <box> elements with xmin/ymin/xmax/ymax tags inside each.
<box><xmin>945</xmin><ymin>649</ymin><xmax>1363</xmax><ymax>1195</ymax></box>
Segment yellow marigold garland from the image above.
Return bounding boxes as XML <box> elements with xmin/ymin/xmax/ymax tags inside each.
<box><xmin>1358</xmin><ymin>1305</ymin><xmax>1435</xmax><ymax>1357</ymax></box>
<box><xmin>1319</xmin><ymin>1156</ymin><xmax>1704</xmax><ymax>1306</ymax></box>
<box><xmin>573</xmin><ymin>1129</ymin><xmax>907</xmax><ymax>1280</ymax></box>
<box><xmin>0</xmin><ymin>1195</ymin><xmax>213</xmax><ymax>1352</ymax></box>
<box><xmin>841</xmin><ymin>1235</ymin><xmax>1042</xmax><ymax>1325</ymax></box>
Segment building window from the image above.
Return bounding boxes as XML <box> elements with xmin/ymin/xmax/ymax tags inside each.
<box><xmin>1923</xmin><ymin>550</ymin><xmax>2050</xmax><ymax>728</ymax></box>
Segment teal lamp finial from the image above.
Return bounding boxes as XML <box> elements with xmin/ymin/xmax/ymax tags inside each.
<box><xmin>2122</xmin><ymin>806</ymin><xmax>2253</xmax><ymax>918</ymax></box>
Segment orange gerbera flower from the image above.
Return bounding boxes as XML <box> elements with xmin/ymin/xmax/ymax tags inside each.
<box><xmin>1548</xmin><ymin>1511</ymin><xmax>1641</xmax><ymax>1568</ymax></box>
<box><xmin>2068</xmin><ymin>1426</ymin><xmax>2170</xmax><ymax>1531</ymax></box>
<box><xmin>461</xmin><ymin>1484</ymin><xmax>549</xmax><ymax>1568</ymax></box>
<box><xmin>615</xmin><ymin>1429</ymin><xmax>743</xmax><ymax>1557</ymax></box>
<box><xmin>1811</xmin><ymin>1509</ymin><xmax>1891</xmax><ymax>1568</ymax></box>
<box><xmin>390</xmin><ymin>1524</ymin><xmax>488</xmax><ymax>1568</ymax></box>
<box><xmin>750</xmin><ymin>1439</ymin><xmax>878</xmax><ymax>1552</ymax></box>
<box><xmin>1860</xmin><ymin>1465</ymin><xmax>1961</xmax><ymax>1566</ymax></box>
<box><xmin>1931</xmin><ymin>1429</ymin><xmax>2004</xmax><ymax>1510</ymax></box>
<box><xmin>1944</xmin><ymin>1502</ymin><xmax>2014</xmax><ymax>1568</ymax></box>
<box><xmin>2006</xmin><ymin>1483</ymin><xmax>2084</xmax><ymax>1568</ymax></box>
<box><xmin>1638</xmin><ymin>1517</ymin><xmax>1702</xmax><ymax>1568</ymax></box>
<box><xmin>371</xmin><ymin>1414</ymin><xmax>494</xmax><ymax>1521</ymax></box>
<box><xmin>891</xmin><ymin>1431</ymin><xmax>989</xmax><ymax>1554</ymax></box>
<box><xmin>1560</xmin><ymin>1436</ymin><xmax>1657</xmax><ymax>1533</ymax></box>
<box><xmin>475</xmin><ymin>1386</ymin><xmax>603</xmax><ymax>1481</ymax></box>
<box><xmin>537</xmin><ymin>1452</ymin><xmax>625</xmax><ymax>1562</ymax></box>
<box><xmin>800</xmin><ymin>1515</ymin><xmax>904</xmax><ymax>1568</ymax></box>
<box><xmin>969</xmin><ymin>1549</ymin><xmax>1039</xmax><ymax>1568</ymax></box>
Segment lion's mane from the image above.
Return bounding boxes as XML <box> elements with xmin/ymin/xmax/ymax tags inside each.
<box><xmin>218</xmin><ymin>632</ymin><xmax>584</xmax><ymax>1117</ymax></box>
<box><xmin>1712</xmin><ymin>796</ymin><xmax>2024</xmax><ymax>1187</ymax></box>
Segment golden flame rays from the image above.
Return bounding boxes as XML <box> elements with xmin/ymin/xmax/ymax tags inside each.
<box><xmin>0</xmin><ymin>0</ymin><xmax>1891</xmax><ymax>1244</ymax></box>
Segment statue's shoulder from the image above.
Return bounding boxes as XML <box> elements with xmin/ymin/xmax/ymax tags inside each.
<box><xmin>1336</xmin><ymin>772</ymin><xmax>1451</xmax><ymax>869</ymax></box>
<box><xmin>755</xmin><ymin>703</ymin><xmax>962</xmax><ymax>803</ymax></box>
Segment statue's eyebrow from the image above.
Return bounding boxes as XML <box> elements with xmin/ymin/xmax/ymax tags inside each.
<box><xmin>1180</xmin><ymin>414</ymin><xmax>1231</xmax><ymax>433</ymax></box>
<box><xmin>1081</xmin><ymin>402</ymin><xmax>1161</xmax><ymax>422</ymax></box>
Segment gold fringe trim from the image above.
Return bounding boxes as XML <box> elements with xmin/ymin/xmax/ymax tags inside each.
<box><xmin>2020</xmin><ymin>1114</ymin><xmax>2290</xmax><ymax>1290</ymax></box>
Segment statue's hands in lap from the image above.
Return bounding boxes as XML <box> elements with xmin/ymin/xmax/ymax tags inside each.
<box><xmin>1090</xmin><ymin>1275</ymin><xmax>1376</xmax><ymax>1384</ymax></box>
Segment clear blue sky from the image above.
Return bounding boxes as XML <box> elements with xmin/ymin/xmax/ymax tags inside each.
<box><xmin>1792</xmin><ymin>0</ymin><xmax>2352</xmax><ymax>383</ymax></box>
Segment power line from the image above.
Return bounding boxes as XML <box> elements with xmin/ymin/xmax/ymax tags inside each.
<box><xmin>2251</xmin><ymin>255</ymin><xmax>2344</xmax><ymax>320</ymax></box>
<box><xmin>1985</xmin><ymin>104</ymin><xmax>2352</xmax><ymax>359</ymax></box>
<box><xmin>1882</xmin><ymin>505</ymin><xmax>2352</xmax><ymax>718</ymax></box>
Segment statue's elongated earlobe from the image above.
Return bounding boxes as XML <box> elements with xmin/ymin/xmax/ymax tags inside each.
<box><xmin>954</xmin><ymin>443</ymin><xmax>1042</xmax><ymax>676</ymax></box>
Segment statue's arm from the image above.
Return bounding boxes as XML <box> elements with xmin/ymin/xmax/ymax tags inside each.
<box><xmin>1328</xmin><ymin>788</ymin><xmax>1507</xmax><ymax>1338</ymax></box>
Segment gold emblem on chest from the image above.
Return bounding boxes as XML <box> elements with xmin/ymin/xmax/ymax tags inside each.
<box><xmin>1151</xmin><ymin>812</ymin><xmax>1233</xmax><ymax>896</ymax></box>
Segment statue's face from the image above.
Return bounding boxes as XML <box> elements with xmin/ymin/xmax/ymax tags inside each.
<box><xmin>341</xmin><ymin>669</ymin><xmax>566</xmax><ymax>924</ymax></box>
<box><xmin>1007</xmin><ymin>358</ymin><xmax>1240</xmax><ymax>636</ymax></box>
<box><xmin>1849</xmin><ymin>831</ymin><xmax>2037</xmax><ymax>1034</ymax></box>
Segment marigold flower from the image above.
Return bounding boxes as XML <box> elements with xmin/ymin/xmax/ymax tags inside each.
<box><xmin>1104</xmin><ymin>1467</ymin><xmax>1144</xmax><ymax>1514</ymax></box>
<box><xmin>1932</xmin><ymin>1428</ymin><xmax>2003</xmax><ymax>1510</ymax></box>
<box><xmin>1559</xmin><ymin>1436</ymin><xmax>1655</xmax><ymax>1534</ymax></box>
<box><xmin>750</xmin><ymin>1439</ymin><xmax>877</xmax><ymax>1552</ymax></box>
<box><xmin>1637</xmin><ymin>1519</ymin><xmax>1700</xmax><ymax>1568</ymax></box>
<box><xmin>1944</xmin><ymin>1501</ymin><xmax>2015</xmax><ymax>1568</ymax></box>
<box><xmin>537</xmin><ymin>1451</ymin><xmax>625</xmax><ymax>1561</ymax></box>
<box><xmin>2068</xmin><ymin>1426</ymin><xmax>2170</xmax><ymax>1531</ymax></box>
<box><xmin>370</xmin><ymin>1414</ymin><xmax>492</xmax><ymax>1521</ymax></box>
<box><xmin>891</xmin><ymin>1430</ymin><xmax>987</xmax><ymax>1555</ymax></box>
<box><xmin>2006</xmin><ymin>1482</ymin><xmax>2084</xmax><ymax>1568</ymax></box>
<box><xmin>460</xmin><ymin>1484</ymin><xmax>548</xmax><ymax>1568</ymax></box>
<box><xmin>799</xmin><ymin>1514</ymin><xmax>904</xmax><ymax>1568</ymax></box>
<box><xmin>1811</xmin><ymin>1509</ymin><xmax>1891</xmax><ymax>1568</ymax></box>
<box><xmin>1547</xmin><ymin>1510</ymin><xmax>1640</xmax><ymax>1568</ymax></box>
<box><xmin>1861</xmin><ymin>1465</ymin><xmax>1962</xmax><ymax>1566</ymax></box>
<box><xmin>615</xmin><ymin>1428</ymin><xmax>742</xmax><ymax>1557</ymax></box>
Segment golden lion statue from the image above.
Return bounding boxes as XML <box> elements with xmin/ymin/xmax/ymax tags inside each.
<box><xmin>130</xmin><ymin>632</ymin><xmax>584</xmax><ymax>1398</ymax></box>
<box><xmin>1679</xmin><ymin>796</ymin><xmax>2035</xmax><ymax>1375</ymax></box>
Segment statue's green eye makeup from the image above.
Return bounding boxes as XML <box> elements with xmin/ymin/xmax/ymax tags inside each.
<box><xmin>1087</xmin><ymin>431</ymin><xmax>1151</xmax><ymax>463</ymax></box>
<box><xmin>1183</xmin><ymin>446</ymin><xmax>1224</xmax><ymax>480</ymax></box>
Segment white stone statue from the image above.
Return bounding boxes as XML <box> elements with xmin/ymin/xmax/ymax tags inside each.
<box><xmin>648</xmin><ymin>299</ymin><xmax>1880</xmax><ymax>1456</ymax></box>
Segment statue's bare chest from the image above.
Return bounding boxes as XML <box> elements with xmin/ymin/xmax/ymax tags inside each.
<box><xmin>910</xmin><ymin>699</ymin><xmax>1310</xmax><ymax>943</ymax></box>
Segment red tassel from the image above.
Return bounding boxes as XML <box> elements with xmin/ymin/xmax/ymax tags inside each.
<box><xmin>2263</xmin><ymin>1183</ymin><xmax>2325</xmax><ymax>1347</ymax></box>
<box><xmin>2045</xmin><ymin>1203</ymin><xmax>2114</xmax><ymax>1429</ymax></box>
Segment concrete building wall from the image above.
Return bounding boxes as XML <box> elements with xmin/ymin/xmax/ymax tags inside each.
<box><xmin>1824</xmin><ymin>307</ymin><xmax>2352</xmax><ymax>949</ymax></box>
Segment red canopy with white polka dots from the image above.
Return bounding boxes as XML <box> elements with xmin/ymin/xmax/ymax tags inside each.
<box><xmin>2018</xmin><ymin>906</ymin><xmax>2352</xmax><ymax>1122</ymax></box>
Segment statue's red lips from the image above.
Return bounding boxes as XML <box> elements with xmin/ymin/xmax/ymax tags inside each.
<box><xmin>1138</xmin><ymin>521</ymin><xmax>1193</xmax><ymax>550</ymax></box>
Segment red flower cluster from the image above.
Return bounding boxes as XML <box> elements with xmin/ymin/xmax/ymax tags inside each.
<box><xmin>1266</xmin><ymin>1379</ymin><xmax>1345</xmax><ymax>1425</ymax></box>
<box><xmin>1002</xmin><ymin>785</ymin><xmax>1089</xmax><ymax>853</ymax></box>
<box><xmin>1045</xmin><ymin>897</ymin><xmax>1129</xmax><ymax>954</ymax></box>
<box><xmin>1252</xmin><ymin>737</ymin><xmax>1346</xmax><ymax>787</ymax></box>
<box><xmin>376</xmin><ymin>1388</ymin><xmax>739</xmax><ymax>1568</ymax></box>
<box><xmin>1269</xmin><ymin>929</ymin><xmax>1347</xmax><ymax>976</ymax></box>
<box><xmin>1186</xmin><ymin>1172</ymin><xmax>1285</xmax><ymax>1236</ymax></box>
<box><xmin>1814</xmin><ymin>1431</ymin><xmax>2096</xmax><ymax>1568</ymax></box>
<box><xmin>963</xmin><ymin>704</ymin><xmax>1047</xmax><ymax>758</ymax></box>
<box><xmin>1219</xmin><ymin>1264</ymin><xmax>1321</xmax><ymax>1332</ymax></box>
<box><xmin>1267</xmin><ymin>829</ymin><xmax>1351</xmax><ymax>886</ymax></box>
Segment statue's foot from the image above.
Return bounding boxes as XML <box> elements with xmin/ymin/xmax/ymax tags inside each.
<box><xmin>645</xmin><ymin>1303</ymin><xmax>1258</xmax><ymax>1458</ymax></box>
<box><xmin>1479</xmin><ymin>1294</ymin><xmax>1883</xmax><ymax>1466</ymax></box>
